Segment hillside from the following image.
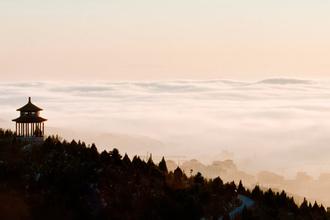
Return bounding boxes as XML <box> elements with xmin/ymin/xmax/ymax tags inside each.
<box><xmin>0</xmin><ymin>129</ymin><xmax>328</xmax><ymax>220</ymax></box>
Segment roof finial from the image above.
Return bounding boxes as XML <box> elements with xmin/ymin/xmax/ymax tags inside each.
<box><xmin>28</xmin><ymin>97</ymin><xmax>31</xmax><ymax>103</ymax></box>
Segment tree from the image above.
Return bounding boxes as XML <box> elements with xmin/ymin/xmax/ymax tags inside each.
<box><xmin>90</xmin><ymin>143</ymin><xmax>97</xmax><ymax>153</ymax></box>
<box><xmin>89</xmin><ymin>143</ymin><xmax>98</xmax><ymax>160</ymax></box>
<box><xmin>174</xmin><ymin>167</ymin><xmax>183</xmax><ymax>180</ymax></box>
<box><xmin>251</xmin><ymin>185</ymin><xmax>263</xmax><ymax>200</ymax></box>
<box><xmin>300</xmin><ymin>198</ymin><xmax>309</xmax><ymax>215</ymax></box>
<box><xmin>122</xmin><ymin>153</ymin><xmax>131</xmax><ymax>166</ymax></box>
<box><xmin>173</xmin><ymin>167</ymin><xmax>185</xmax><ymax>188</ymax></box>
<box><xmin>147</xmin><ymin>154</ymin><xmax>155</xmax><ymax>167</ymax></box>
<box><xmin>100</xmin><ymin>150</ymin><xmax>111</xmax><ymax>164</ymax></box>
<box><xmin>109</xmin><ymin>148</ymin><xmax>122</xmax><ymax>164</ymax></box>
<box><xmin>193</xmin><ymin>172</ymin><xmax>204</xmax><ymax>185</ymax></box>
<box><xmin>237</xmin><ymin>180</ymin><xmax>245</xmax><ymax>194</ymax></box>
<box><xmin>211</xmin><ymin>177</ymin><xmax>224</xmax><ymax>193</ymax></box>
<box><xmin>158</xmin><ymin>157</ymin><xmax>168</xmax><ymax>174</ymax></box>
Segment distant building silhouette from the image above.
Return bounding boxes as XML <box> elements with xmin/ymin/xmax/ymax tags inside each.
<box><xmin>12</xmin><ymin>97</ymin><xmax>47</xmax><ymax>142</ymax></box>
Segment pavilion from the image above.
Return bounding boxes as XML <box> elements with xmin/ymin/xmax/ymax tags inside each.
<box><xmin>12</xmin><ymin>97</ymin><xmax>47</xmax><ymax>141</ymax></box>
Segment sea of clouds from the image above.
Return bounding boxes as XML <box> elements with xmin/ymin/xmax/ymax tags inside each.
<box><xmin>1</xmin><ymin>78</ymin><xmax>330</xmax><ymax>177</ymax></box>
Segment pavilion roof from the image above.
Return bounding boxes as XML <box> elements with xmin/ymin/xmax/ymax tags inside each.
<box><xmin>12</xmin><ymin>115</ymin><xmax>47</xmax><ymax>123</ymax></box>
<box><xmin>17</xmin><ymin>97</ymin><xmax>43</xmax><ymax>112</ymax></box>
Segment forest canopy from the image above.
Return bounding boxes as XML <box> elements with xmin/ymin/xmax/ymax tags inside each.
<box><xmin>0</xmin><ymin>129</ymin><xmax>328</xmax><ymax>220</ymax></box>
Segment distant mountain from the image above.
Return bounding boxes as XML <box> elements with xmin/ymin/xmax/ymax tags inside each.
<box><xmin>46</xmin><ymin>127</ymin><xmax>165</xmax><ymax>156</ymax></box>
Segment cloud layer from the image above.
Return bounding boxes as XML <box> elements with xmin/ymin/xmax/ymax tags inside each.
<box><xmin>1</xmin><ymin>78</ymin><xmax>330</xmax><ymax>177</ymax></box>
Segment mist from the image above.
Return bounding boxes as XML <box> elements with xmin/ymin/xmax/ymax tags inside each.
<box><xmin>1</xmin><ymin>78</ymin><xmax>330</xmax><ymax>179</ymax></box>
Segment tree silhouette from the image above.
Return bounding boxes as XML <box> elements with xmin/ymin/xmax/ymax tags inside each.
<box><xmin>158</xmin><ymin>157</ymin><xmax>168</xmax><ymax>174</ymax></box>
<box><xmin>0</xmin><ymin>130</ymin><xmax>327</xmax><ymax>220</ymax></box>
<box><xmin>237</xmin><ymin>180</ymin><xmax>245</xmax><ymax>194</ymax></box>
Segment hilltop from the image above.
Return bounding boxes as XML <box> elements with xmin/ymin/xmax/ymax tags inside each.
<box><xmin>0</xmin><ymin>129</ymin><xmax>328</xmax><ymax>220</ymax></box>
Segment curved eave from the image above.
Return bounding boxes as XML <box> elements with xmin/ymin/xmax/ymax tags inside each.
<box><xmin>12</xmin><ymin>116</ymin><xmax>47</xmax><ymax>123</ymax></box>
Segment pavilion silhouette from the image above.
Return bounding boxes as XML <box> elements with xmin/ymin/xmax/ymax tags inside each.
<box><xmin>12</xmin><ymin>97</ymin><xmax>47</xmax><ymax>142</ymax></box>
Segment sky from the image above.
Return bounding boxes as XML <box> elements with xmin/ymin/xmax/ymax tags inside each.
<box><xmin>3</xmin><ymin>1</ymin><xmax>330</xmax><ymax>204</ymax></box>
<box><xmin>1</xmin><ymin>0</ymin><xmax>330</xmax><ymax>80</ymax></box>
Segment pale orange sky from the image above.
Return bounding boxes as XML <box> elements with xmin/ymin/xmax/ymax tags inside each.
<box><xmin>1</xmin><ymin>0</ymin><xmax>330</xmax><ymax>80</ymax></box>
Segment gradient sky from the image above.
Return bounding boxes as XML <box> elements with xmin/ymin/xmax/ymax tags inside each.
<box><xmin>1</xmin><ymin>0</ymin><xmax>330</xmax><ymax>80</ymax></box>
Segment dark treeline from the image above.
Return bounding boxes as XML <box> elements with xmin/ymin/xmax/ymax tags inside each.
<box><xmin>0</xmin><ymin>129</ymin><xmax>328</xmax><ymax>220</ymax></box>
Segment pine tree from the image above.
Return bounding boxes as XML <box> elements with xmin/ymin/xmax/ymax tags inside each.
<box><xmin>147</xmin><ymin>154</ymin><xmax>155</xmax><ymax>166</ymax></box>
<box><xmin>158</xmin><ymin>157</ymin><xmax>168</xmax><ymax>173</ymax></box>
<box><xmin>251</xmin><ymin>185</ymin><xmax>262</xmax><ymax>200</ymax></box>
<box><xmin>237</xmin><ymin>180</ymin><xmax>245</xmax><ymax>194</ymax></box>
<box><xmin>300</xmin><ymin>198</ymin><xmax>309</xmax><ymax>216</ymax></box>
<box><xmin>122</xmin><ymin>153</ymin><xmax>131</xmax><ymax>166</ymax></box>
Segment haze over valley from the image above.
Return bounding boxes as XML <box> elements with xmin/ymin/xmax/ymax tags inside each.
<box><xmin>2</xmin><ymin>78</ymin><xmax>330</xmax><ymax>180</ymax></box>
